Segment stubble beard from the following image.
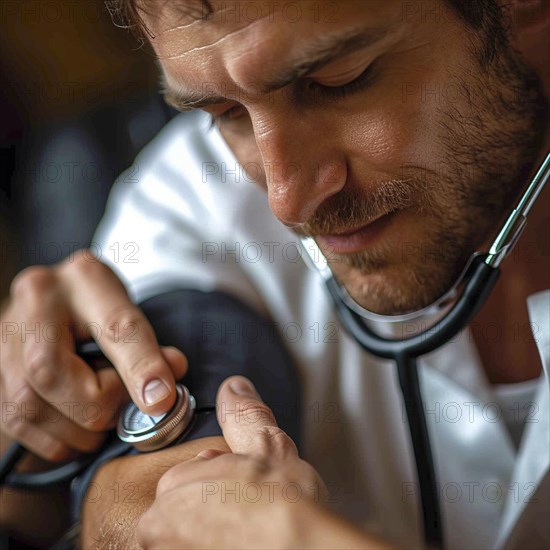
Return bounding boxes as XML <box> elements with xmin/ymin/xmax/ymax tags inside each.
<box><xmin>295</xmin><ymin>34</ymin><xmax>547</xmax><ymax>316</ymax></box>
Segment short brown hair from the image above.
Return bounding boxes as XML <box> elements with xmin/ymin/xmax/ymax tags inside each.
<box><xmin>104</xmin><ymin>0</ymin><xmax>212</xmax><ymax>38</ymax></box>
<box><xmin>105</xmin><ymin>0</ymin><xmax>506</xmax><ymax>62</ymax></box>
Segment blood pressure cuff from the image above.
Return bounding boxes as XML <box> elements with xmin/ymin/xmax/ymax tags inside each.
<box><xmin>70</xmin><ymin>289</ymin><xmax>302</xmax><ymax>523</ymax></box>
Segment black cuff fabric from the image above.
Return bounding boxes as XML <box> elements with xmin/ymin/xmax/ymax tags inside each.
<box><xmin>139</xmin><ymin>289</ymin><xmax>302</xmax><ymax>443</ymax></box>
<box><xmin>70</xmin><ymin>289</ymin><xmax>301</xmax><ymax>523</ymax></box>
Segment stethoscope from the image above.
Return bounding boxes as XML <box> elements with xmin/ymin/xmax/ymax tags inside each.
<box><xmin>0</xmin><ymin>153</ymin><xmax>548</xmax><ymax>550</ymax></box>
<box><xmin>0</xmin><ymin>344</ymin><xmax>201</xmax><ymax>489</ymax></box>
<box><xmin>298</xmin><ymin>151</ymin><xmax>550</xmax><ymax>549</ymax></box>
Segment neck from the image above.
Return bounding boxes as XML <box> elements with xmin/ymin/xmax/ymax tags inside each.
<box><xmin>471</xmin><ymin>147</ymin><xmax>550</xmax><ymax>384</ymax></box>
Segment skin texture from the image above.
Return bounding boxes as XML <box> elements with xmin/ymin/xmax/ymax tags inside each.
<box><xmin>0</xmin><ymin>251</ymin><xmax>187</xmax><ymax>462</ymax></box>
<box><xmin>81</xmin><ymin>435</ymin><xmax>232</xmax><ymax>548</ymax></box>
<box><xmin>80</xmin><ymin>377</ymin><xmax>388</xmax><ymax>549</ymax></box>
<box><xmin>153</xmin><ymin>0</ymin><xmax>550</xmax><ymax>383</ymax></box>
<box><xmin>0</xmin><ymin>251</ymin><xmax>186</xmax><ymax>544</ymax></box>
<box><xmin>151</xmin><ymin>0</ymin><xmax>547</xmax><ymax>318</ymax></box>
<box><xmin>1</xmin><ymin>1</ymin><xmax>549</xmax><ymax>548</ymax></box>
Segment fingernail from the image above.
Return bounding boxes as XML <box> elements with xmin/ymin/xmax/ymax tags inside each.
<box><xmin>143</xmin><ymin>379</ymin><xmax>170</xmax><ymax>405</ymax></box>
<box><xmin>228</xmin><ymin>377</ymin><xmax>257</xmax><ymax>397</ymax></box>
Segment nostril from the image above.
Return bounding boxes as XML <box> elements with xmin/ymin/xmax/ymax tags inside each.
<box><xmin>266</xmin><ymin>157</ymin><xmax>346</xmax><ymax>228</ymax></box>
<box><xmin>268</xmin><ymin>189</ymin><xmax>326</xmax><ymax>229</ymax></box>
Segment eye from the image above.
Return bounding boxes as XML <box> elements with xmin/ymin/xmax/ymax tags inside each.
<box><xmin>209</xmin><ymin>104</ymin><xmax>248</xmax><ymax>128</ymax></box>
<box><xmin>308</xmin><ymin>64</ymin><xmax>376</xmax><ymax>100</ymax></box>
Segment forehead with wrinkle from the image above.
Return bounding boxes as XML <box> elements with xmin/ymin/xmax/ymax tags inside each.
<box><xmin>149</xmin><ymin>0</ymin><xmax>401</xmax><ymax>56</ymax></box>
<box><xmin>147</xmin><ymin>1</ymin><xmax>400</xmax><ymax>75</ymax></box>
<box><xmin>145</xmin><ymin>1</ymin><xmax>398</xmax><ymax>55</ymax></box>
<box><xmin>153</xmin><ymin>10</ymin><xmax>276</xmax><ymax>61</ymax></box>
<box><xmin>137</xmin><ymin>0</ymin><xmax>211</xmax><ymax>32</ymax></box>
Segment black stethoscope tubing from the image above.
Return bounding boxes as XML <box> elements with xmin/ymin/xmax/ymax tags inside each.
<box><xmin>1</xmin><ymin>152</ymin><xmax>547</xmax><ymax>549</ymax></box>
<box><xmin>326</xmin><ymin>255</ymin><xmax>501</xmax><ymax>550</ymax></box>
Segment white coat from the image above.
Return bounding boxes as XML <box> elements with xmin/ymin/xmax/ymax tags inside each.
<box><xmin>93</xmin><ymin>111</ymin><xmax>549</xmax><ymax>550</ymax></box>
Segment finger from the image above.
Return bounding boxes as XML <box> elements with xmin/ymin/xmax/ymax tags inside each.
<box><xmin>159</xmin><ymin>346</ymin><xmax>188</xmax><ymax>380</ymax></box>
<box><xmin>16</xmin><ymin>347</ymin><xmax>183</xmax><ymax>458</ymax></box>
<box><xmin>216</xmin><ymin>376</ymin><xmax>298</xmax><ymax>459</ymax></box>
<box><xmin>21</xmin><ymin>338</ymin><xmax>128</xmax><ymax>432</ymax></box>
<box><xmin>9</xmin><ymin>266</ymin><xmax>126</xmax><ymax>431</ymax></box>
<box><xmin>2</xmin><ymin>375</ymin><xmax>107</xmax><ymax>457</ymax></box>
<box><xmin>8</xmin><ymin>267</ymin><xmax>127</xmax><ymax>431</ymax></box>
<box><xmin>155</xmin><ymin>451</ymin><xmax>233</xmax><ymax>497</ymax></box>
<box><xmin>4</xmin><ymin>421</ymin><xmax>75</xmax><ymax>463</ymax></box>
<box><xmin>57</xmin><ymin>252</ymin><xmax>180</xmax><ymax>415</ymax></box>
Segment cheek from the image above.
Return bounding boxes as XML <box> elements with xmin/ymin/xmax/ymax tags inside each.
<box><xmin>342</xmin><ymin>94</ymin><xmax>442</xmax><ymax>179</ymax></box>
<box><xmin>338</xmin><ymin>55</ymin><xmax>455</xmax><ymax>180</ymax></box>
<box><xmin>220</xmin><ymin>127</ymin><xmax>267</xmax><ymax>189</ymax></box>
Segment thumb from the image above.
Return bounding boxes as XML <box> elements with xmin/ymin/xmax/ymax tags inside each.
<box><xmin>216</xmin><ymin>376</ymin><xmax>298</xmax><ymax>460</ymax></box>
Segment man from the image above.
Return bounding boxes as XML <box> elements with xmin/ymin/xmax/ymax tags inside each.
<box><xmin>1</xmin><ymin>0</ymin><xmax>548</xmax><ymax>548</ymax></box>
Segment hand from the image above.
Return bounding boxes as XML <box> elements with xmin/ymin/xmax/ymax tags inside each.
<box><xmin>137</xmin><ymin>376</ymin><xmax>381</xmax><ymax>550</ymax></box>
<box><xmin>0</xmin><ymin>250</ymin><xmax>187</xmax><ymax>462</ymax></box>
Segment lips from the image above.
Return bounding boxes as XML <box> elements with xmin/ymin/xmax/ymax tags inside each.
<box><xmin>315</xmin><ymin>211</ymin><xmax>395</xmax><ymax>254</ymax></box>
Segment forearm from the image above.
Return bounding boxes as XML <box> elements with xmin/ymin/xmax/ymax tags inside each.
<box><xmin>81</xmin><ymin>436</ymin><xmax>230</xmax><ymax>549</ymax></box>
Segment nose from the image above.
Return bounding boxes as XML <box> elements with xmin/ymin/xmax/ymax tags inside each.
<box><xmin>252</xmin><ymin>111</ymin><xmax>347</xmax><ymax>226</ymax></box>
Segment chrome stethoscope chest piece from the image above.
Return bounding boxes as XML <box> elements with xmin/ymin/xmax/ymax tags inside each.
<box><xmin>117</xmin><ymin>384</ymin><xmax>196</xmax><ymax>452</ymax></box>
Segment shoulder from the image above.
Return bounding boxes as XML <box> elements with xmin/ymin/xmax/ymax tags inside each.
<box><xmin>106</xmin><ymin>110</ymin><xmax>263</xmax><ymax>224</ymax></box>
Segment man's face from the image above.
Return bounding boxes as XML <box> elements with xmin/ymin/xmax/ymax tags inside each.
<box><xmin>146</xmin><ymin>0</ymin><xmax>546</xmax><ymax>315</ymax></box>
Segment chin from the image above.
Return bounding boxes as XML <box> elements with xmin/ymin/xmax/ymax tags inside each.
<box><xmin>334</xmin><ymin>262</ymin><xmax>456</xmax><ymax>317</ymax></box>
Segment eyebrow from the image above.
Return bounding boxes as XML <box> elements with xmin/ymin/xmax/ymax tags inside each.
<box><xmin>161</xmin><ymin>25</ymin><xmax>390</xmax><ymax>112</ymax></box>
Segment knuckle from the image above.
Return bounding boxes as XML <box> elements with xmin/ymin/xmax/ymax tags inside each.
<box><xmin>61</xmin><ymin>249</ymin><xmax>102</xmax><ymax>273</ymax></box>
<box><xmin>58</xmin><ymin>250</ymin><xmax>116</xmax><ymax>288</ymax></box>
<box><xmin>237</xmin><ymin>401</ymin><xmax>274</xmax><ymax>425</ymax></box>
<box><xmin>11</xmin><ymin>266</ymin><xmax>57</xmax><ymax>299</ymax></box>
<box><xmin>12</xmin><ymin>382</ymin><xmax>38</xmax><ymax>409</ymax></box>
<box><xmin>197</xmin><ymin>448</ymin><xmax>225</xmax><ymax>460</ymax></box>
<box><xmin>298</xmin><ymin>459</ymin><xmax>323</xmax><ymax>484</ymax></box>
<box><xmin>256</xmin><ymin>426</ymin><xmax>296</xmax><ymax>455</ymax></box>
<box><xmin>80</xmin><ymin>378</ymin><xmax>124</xmax><ymax>431</ymax></box>
<box><xmin>10</xmin><ymin>383</ymin><xmax>41</xmax><ymax>424</ymax></box>
<box><xmin>79</xmin><ymin>380</ymin><xmax>103</xmax><ymax>407</ymax></box>
<box><xmin>103</xmin><ymin>305</ymin><xmax>142</xmax><ymax>345</ymax></box>
<box><xmin>84</xmin><ymin>412</ymin><xmax>110</xmax><ymax>432</ymax></box>
<box><xmin>24</xmin><ymin>348</ymin><xmax>61</xmax><ymax>389</ymax></box>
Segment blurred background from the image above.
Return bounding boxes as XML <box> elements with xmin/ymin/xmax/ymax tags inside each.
<box><xmin>0</xmin><ymin>0</ymin><xmax>170</xmax><ymax>302</ymax></box>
